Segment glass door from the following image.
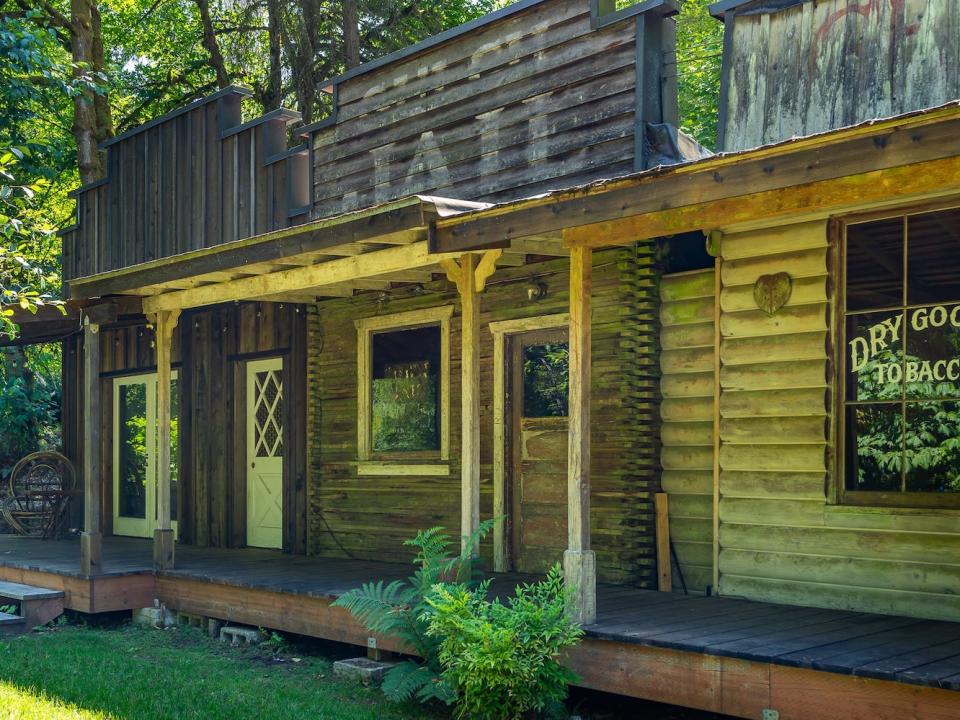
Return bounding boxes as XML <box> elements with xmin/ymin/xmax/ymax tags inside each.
<box><xmin>113</xmin><ymin>372</ymin><xmax>178</xmax><ymax>538</ymax></box>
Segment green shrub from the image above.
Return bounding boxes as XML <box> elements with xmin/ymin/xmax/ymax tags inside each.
<box><xmin>424</xmin><ymin>565</ymin><xmax>583</xmax><ymax>720</ymax></box>
<box><xmin>331</xmin><ymin>521</ymin><xmax>493</xmax><ymax>706</ymax></box>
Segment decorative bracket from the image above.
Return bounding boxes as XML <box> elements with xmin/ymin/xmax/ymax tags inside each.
<box><xmin>439</xmin><ymin>249</ymin><xmax>503</xmax><ymax>294</ymax></box>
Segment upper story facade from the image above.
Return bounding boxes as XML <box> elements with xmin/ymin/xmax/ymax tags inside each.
<box><xmin>61</xmin><ymin>0</ymin><xmax>685</xmax><ymax>288</ymax></box>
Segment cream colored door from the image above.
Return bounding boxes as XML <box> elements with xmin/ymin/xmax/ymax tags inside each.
<box><xmin>246</xmin><ymin>358</ymin><xmax>284</xmax><ymax>549</ymax></box>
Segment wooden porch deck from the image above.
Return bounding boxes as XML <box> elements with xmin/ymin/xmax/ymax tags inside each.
<box><xmin>1</xmin><ymin>534</ymin><xmax>958</xmax><ymax>719</ymax></box>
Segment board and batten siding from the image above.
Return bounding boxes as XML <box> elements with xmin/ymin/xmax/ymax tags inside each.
<box><xmin>715</xmin><ymin>220</ymin><xmax>960</xmax><ymax>622</ymax></box>
<box><xmin>659</xmin><ymin>269</ymin><xmax>716</xmax><ymax>594</ymax></box>
<box><xmin>719</xmin><ymin>0</ymin><xmax>960</xmax><ymax>151</ymax></box>
<box><xmin>306</xmin><ymin>248</ymin><xmax>660</xmax><ymax>585</ymax></box>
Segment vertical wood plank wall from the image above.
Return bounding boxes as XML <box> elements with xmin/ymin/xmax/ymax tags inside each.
<box><xmin>715</xmin><ymin>220</ymin><xmax>960</xmax><ymax>622</ymax></box>
<box><xmin>659</xmin><ymin>269</ymin><xmax>716</xmax><ymax>594</ymax></box>
<box><xmin>720</xmin><ymin>0</ymin><xmax>960</xmax><ymax>151</ymax></box>
<box><xmin>306</xmin><ymin>249</ymin><xmax>660</xmax><ymax>585</ymax></box>
<box><xmin>63</xmin><ymin>303</ymin><xmax>306</xmax><ymax>552</ymax></box>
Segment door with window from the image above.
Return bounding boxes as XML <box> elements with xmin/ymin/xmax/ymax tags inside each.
<box><xmin>509</xmin><ymin>329</ymin><xmax>570</xmax><ymax>573</ymax></box>
<box><xmin>113</xmin><ymin>373</ymin><xmax>179</xmax><ymax>538</ymax></box>
<box><xmin>246</xmin><ymin>358</ymin><xmax>284</xmax><ymax>549</ymax></box>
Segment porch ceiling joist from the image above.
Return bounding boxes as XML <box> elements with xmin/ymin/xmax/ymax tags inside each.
<box><xmin>141</xmin><ymin>240</ymin><xmax>453</xmax><ymax>313</ymax></box>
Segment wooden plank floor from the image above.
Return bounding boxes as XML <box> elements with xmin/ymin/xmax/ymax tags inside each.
<box><xmin>1</xmin><ymin>534</ymin><xmax>959</xmax><ymax>693</ymax></box>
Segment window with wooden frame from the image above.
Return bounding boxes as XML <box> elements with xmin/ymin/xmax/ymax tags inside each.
<box><xmin>355</xmin><ymin>306</ymin><xmax>452</xmax><ymax>476</ymax></box>
<box><xmin>840</xmin><ymin>205</ymin><xmax>960</xmax><ymax>508</ymax></box>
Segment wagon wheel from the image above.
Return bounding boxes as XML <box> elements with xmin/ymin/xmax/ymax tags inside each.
<box><xmin>2</xmin><ymin>451</ymin><xmax>76</xmax><ymax>538</ymax></box>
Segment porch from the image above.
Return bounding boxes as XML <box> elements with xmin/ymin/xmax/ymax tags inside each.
<box><xmin>0</xmin><ymin>534</ymin><xmax>958</xmax><ymax>719</ymax></box>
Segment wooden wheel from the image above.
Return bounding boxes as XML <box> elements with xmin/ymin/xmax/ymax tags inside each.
<box><xmin>2</xmin><ymin>451</ymin><xmax>76</xmax><ymax>538</ymax></box>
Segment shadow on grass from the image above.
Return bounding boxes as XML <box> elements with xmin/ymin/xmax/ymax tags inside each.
<box><xmin>0</xmin><ymin>622</ymin><xmax>443</xmax><ymax>720</ymax></box>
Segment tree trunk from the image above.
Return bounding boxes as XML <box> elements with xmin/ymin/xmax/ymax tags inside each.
<box><xmin>343</xmin><ymin>0</ymin><xmax>360</xmax><ymax>69</ymax></box>
<box><xmin>194</xmin><ymin>0</ymin><xmax>230</xmax><ymax>89</ymax></box>
<box><xmin>261</xmin><ymin>0</ymin><xmax>283</xmax><ymax>110</ymax></box>
<box><xmin>70</xmin><ymin>0</ymin><xmax>113</xmax><ymax>184</ymax></box>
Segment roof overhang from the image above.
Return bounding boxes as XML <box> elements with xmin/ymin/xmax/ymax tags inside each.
<box><xmin>431</xmin><ymin>102</ymin><xmax>960</xmax><ymax>252</ymax></box>
<box><xmin>68</xmin><ymin>195</ymin><xmax>569</xmax><ymax>314</ymax></box>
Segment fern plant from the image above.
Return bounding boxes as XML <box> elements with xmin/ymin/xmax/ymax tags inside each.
<box><xmin>332</xmin><ymin>519</ymin><xmax>495</xmax><ymax>705</ymax></box>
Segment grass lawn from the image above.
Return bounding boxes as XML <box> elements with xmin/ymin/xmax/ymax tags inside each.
<box><xmin>0</xmin><ymin>621</ymin><xmax>444</xmax><ymax>720</ymax></box>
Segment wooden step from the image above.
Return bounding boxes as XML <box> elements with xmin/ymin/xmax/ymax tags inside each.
<box><xmin>0</xmin><ymin>610</ymin><xmax>26</xmax><ymax>636</ymax></box>
<box><xmin>0</xmin><ymin>580</ymin><xmax>64</xmax><ymax>602</ymax></box>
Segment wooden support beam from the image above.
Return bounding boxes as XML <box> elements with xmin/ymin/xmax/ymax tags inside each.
<box><xmin>80</xmin><ymin>317</ymin><xmax>102</xmax><ymax>576</ymax></box>
<box><xmin>142</xmin><ymin>242</ymin><xmax>449</xmax><ymax>313</ymax></box>
<box><xmin>152</xmin><ymin>309</ymin><xmax>180</xmax><ymax>570</ymax></box>
<box><xmin>655</xmin><ymin>493</ymin><xmax>672</xmax><ymax>593</ymax></box>
<box><xmin>564</xmin><ymin>246</ymin><xmax>596</xmax><ymax>624</ymax></box>
<box><xmin>460</xmin><ymin>253</ymin><xmax>481</xmax><ymax>556</ymax></box>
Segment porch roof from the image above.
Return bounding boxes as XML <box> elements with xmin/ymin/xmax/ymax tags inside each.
<box><xmin>67</xmin><ymin>194</ymin><xmax>567</xmax><ymax>312</ymax></box>
<box><xmin>431</xmin><ymin>101</ymin><xmax>960</xmax><ymax>253</ymax></box>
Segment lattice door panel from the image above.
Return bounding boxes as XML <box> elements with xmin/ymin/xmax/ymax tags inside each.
<box><xmin>253</xmin><ymin>369</ymin><xmax>283</xmax><ymax>458</ymax></box>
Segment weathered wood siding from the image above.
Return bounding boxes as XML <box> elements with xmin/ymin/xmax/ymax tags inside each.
<box><xmin>62</xmin><ymin>302</ymin><xmax>307</xmax><ymax>552</ymax></box>
<box><xmin>659</xmin><ymin>269</ymin><xmax>715</xmax><ymax>594</ymax></box>
<box><xmin>716</xmin><ymin>220</ymin><xmax>960</xmax><ymax>622</ymax></box>
<box><xmin>63</xmin><ymin>89</ymin><xmax>309</xmax><ymax>285</ymax></box>
<box><xmin>307</xmin><ymin>248</ymin><xmax>659</xmax><ymax>585</ymax></box>
<box><xmin>719</xmin><ymin>0</ymin><xmax>960</xmax><ymax>151</ymax></box>
<box><xmin>310</xmin><ymin>0</ymin><xmax>664</xmax><ymax>218</ymax></box>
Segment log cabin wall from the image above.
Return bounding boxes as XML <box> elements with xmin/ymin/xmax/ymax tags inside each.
<box><xmin>61</xmin><ymin>88</ymin><xmax>309</xmax><ymax>285</ymax></box>
<box><xmin>717</xmin><ymin>0</ymin><xmax>960</xmax><ymax>152</ymax></box>
<box><xmin>712</xmin><ymin>220</ymin><xmax>960</xmax><ymax>622</ymax></box>
<box><xmin>309</xmin><ymin>0</ymin><xmax>679</xmax><ymax>218</ymax></box>
<box><xmin>61</xmin><ymin>302</ymin><xmax>306</xmax><ymax>552</ymax></box>
<box><xmin>306</xmin><ymin>247</ymin><xmax>660</xmax><ymax>586</ymax></box>
<box><xmin>659</xmin><ymin>269</ymin><xmax>716</xmax><ymax>594</ymax></box>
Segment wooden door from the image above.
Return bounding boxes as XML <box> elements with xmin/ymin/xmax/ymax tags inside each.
<box><xmin>246</xmin><ymin>358</ymin><xmax>284</xmax><ymax>549</ymax></box>
<box><xmin>509</xmin><ymin>329</ymin><xmax>569</xmax><ymax>574</ymax></box>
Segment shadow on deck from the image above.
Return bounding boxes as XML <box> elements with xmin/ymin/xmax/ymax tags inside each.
<box><xmin>1</xmin><ymin>534</ymin><xmax>958</xmax><ymax>720</ymax></box>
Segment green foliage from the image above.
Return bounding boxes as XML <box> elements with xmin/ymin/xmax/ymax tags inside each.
<box><xmin>424</xmin><ymin>565</ymin><xmax>583</xmax><ymax>720</ymax></box>
<box><xmin>0</xmin><ymin>343</ymin><xmax>61</xmax><ymax>480</ymax></box>
<box><xmin>675</xmin><ymin>0</ymin><xmax>724</xmax><ymax>149</ymax></box>
<box><xmin>372</xmin><ymin>372</ymin><xmax>439</xmax><ymax>453</ymax></box>
<box><xmin>522</xmin><ymin>343</ymin><xmax>569</xmax><ymax>417</ymax></box>
<box><xmin>332</xmin><ymin>520</ymin><xmax>494</xmax><ymax>706</ymax></box>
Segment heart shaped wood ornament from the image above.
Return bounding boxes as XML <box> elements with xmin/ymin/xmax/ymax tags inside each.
<box><xmin>753</xmin><ymin>272</ymin><xmax>792</xmax><ymax>316</ymax></box>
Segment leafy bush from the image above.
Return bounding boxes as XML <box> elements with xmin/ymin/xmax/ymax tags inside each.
<box><xmin>331</xmin><ymin>521</ymin><xmax>494</xmax><ymax>705</ymax></box>
<box><xmin>424</xmin><ymin>565</ymin><xmax>583</xmax><ymax>720</ymax></box>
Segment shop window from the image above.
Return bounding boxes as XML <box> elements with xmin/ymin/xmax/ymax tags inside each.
<box><xmin>355</xmin><ymin>306</ymin><xmax>452</xmax><ymax>469</ymax></box>
<box><xmin>842</xmin><ymin>207</ymin><xmax>960</xmax><ymax>506</ymax></box>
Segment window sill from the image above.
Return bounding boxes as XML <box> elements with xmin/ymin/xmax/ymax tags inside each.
<box><xmin>357</xmin><ymin>461</ymin><xmax>450</xmax><ymax>477</ymax></box>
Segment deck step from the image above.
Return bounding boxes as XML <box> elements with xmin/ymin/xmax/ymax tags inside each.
<box><xmin>0</xmin><ymin>580</ymin><xmax>64</xmax><ymax>602</ymax></box>
<box><xmin>0</xmin><ymin>611</ymin><xmax>25</xmax><ymax>625</ymax></box>
<box><xmin>0</xmin><ymin>610</ymin><xmax>26</xmax><ymax>635</ymax></box>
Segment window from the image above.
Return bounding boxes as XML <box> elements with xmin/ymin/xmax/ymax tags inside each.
<box><xmin>522</xmin><ymin>341</ymin><xmax>569</xmax><ymax>418</ymax></box>
<box><xmin>842</xmin><ymin>207</ymin><xmax>960</xmax><ymax>506</ymax></box>
<box><xmin>113</xmin><ymin>372</ymin><xmax>179</xmax><ymax>536</ymax></box>
<box><xmin>355</xmin><ymin>306</ymin><xmax>452</xmax><ymax>473</ymax></box>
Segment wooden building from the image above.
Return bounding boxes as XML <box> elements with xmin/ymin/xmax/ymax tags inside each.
<box><xmin>3</xmin><ymin>1</ymin><xmax>960</xmax><ymax>718</ymax></box>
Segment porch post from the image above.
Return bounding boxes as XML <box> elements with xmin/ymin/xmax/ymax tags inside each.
<box><xmin>153</xmin><ymin>309</ymin><xmax>180</xmax><ymax>570</ymax></box>
<box><xmin>565</xmin><ymin>246</ymin><xmax>596</xmax><ymax>624</ymax></box>
<box><xmin>80</xmin><ymin>317</ymin><xmax>102</xmax><ymax>576</ymax></box>
<box><xmin>460</xmin><ymin>254</ymin><xmax>481</xmax><ymax>555</ymax></box>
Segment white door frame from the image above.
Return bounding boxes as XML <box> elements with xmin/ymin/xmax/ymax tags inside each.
<box><xmin>112</xmin><ymin>371</ymin><xmax>178</xmax><ymax>538</ymax></box>
<box><xmin>246</xmin><ymin>357</ymin><xmax>284</xmax><ymax>549</ymax></box>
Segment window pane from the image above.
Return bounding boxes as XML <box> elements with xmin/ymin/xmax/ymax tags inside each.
<box><xmin>118</xmin><ymin>383</ymin><xmax>148</xmax><ymax>519</ymax></box>
<box><xmin>845</xmin><ymin>404</ymin><xmax>903</xmax><ymax>492</ymax></box>
<box><xmin>905</xmin><ymin>402</ymin><xmax>960</xmax><ymax>493</ymax></box>
<box><xmin>372</xmin><ymin>326</ymin><xmax>440</xmax><ymax>453</ymax></box>
<box><xmin>907</xmin><ymin>209</ymin><xmax>960</xmax><ymax>305</ymax></box>
<box><xmin>523</xmin><ymin>343</ymin><xmax>569</xmax><ymax>417</ymax></box>
<box><xmin>846</xmin><ymin>217</ymin><xmax>903</xmax><ymax>311</ymax></box>
<box><xmin>904</xmin><ymin>303</ymin><xmax>960</xmax><ymax>400</ymax></box>
<box><xmin>845</xmin><ymin>311</ymin><xmax>904</xmax><ymax>402</ymax></box>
